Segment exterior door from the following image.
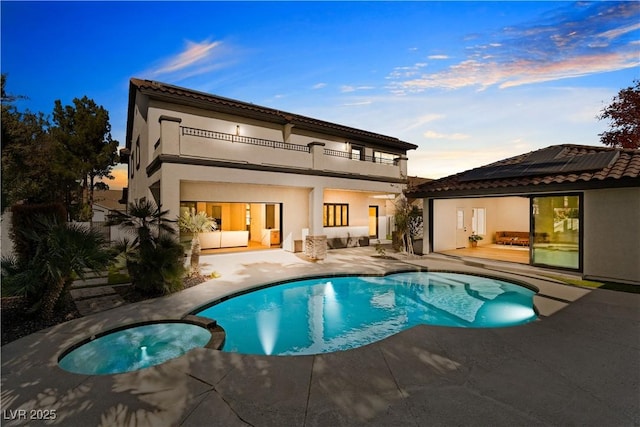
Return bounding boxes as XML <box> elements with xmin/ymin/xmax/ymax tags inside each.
<box><xmin>368</xmin><ymin>206</ymin><xmax>378</xmax><ymax>238</ymax></box>
<box><xmin>456</xmin><ymin>207</ymin><xmax>467</xmax><ymax>248</ymax></box>
<box><xmin>531</xmin><ymin>194</ymin><xmax>581</xmax><ymax>270</ymax></box>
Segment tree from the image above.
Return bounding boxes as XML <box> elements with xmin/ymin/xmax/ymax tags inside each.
<box><xmin>51</xmin><ymin>96</ymin><xmax>119</xmax><ymax>223</ymax></box>
<box><xmin>178</xmin><ymin>209</ymin><xmax>217</xmax><ymax>276</ymax></box>
<box><xmin>1</xmin><ymin>75</ymin><xmax>74</xmax><ymax>211</ymax></box>
<box><xmin>598</xmin><ymin>80</ymin><xmax>640</xmax><ymax>149</ymax></box>
<box><xmin>393</xmin><ymin>194</ymin><xmax>413</xmax><ymax>256</ymax></box>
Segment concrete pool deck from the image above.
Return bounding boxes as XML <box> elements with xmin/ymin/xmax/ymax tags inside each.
<box><xmin>1</xmin><ymin>247</ymin><xmax>638</xmax><ymax>426</ymax></box>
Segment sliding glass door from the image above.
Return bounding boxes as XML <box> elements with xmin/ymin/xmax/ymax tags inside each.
<box><xmin>531</xmin><ymin>194</ymin><xmax>582</xmax><ymax>270</ymax></box>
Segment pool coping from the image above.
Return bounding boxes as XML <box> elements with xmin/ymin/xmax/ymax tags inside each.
<box><xmin>1</xmin><ymin>248</ymin><xmax>638</xmax><ymax>426</ymax></box>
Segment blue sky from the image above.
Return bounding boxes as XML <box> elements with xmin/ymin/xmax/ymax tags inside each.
<box><xmin>2</xmin><ymin>1</ymin><xmax>639</xmax><ymax>189</ymax></box>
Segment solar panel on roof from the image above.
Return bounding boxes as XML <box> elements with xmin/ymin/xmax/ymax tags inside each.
<box><xmin>459</xmin><ymin>147</ymin><xmax>619</xmax><ymax>182</ymax></box>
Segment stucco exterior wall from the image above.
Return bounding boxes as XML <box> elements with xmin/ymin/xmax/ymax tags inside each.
<box><xmin>128</xmin><ymin>93</ymin><xmax>152</xmax><ymax>203</ymax></box>
<box><xmin>584</xmin><ymin>187</ymin><xmax>640</xmax><ymax>284</ymax></box>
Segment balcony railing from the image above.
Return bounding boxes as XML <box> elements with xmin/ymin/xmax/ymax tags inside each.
<box><xmin>180</xmin><ymin>126</ymin><xmax>399</xmax><ymax>166</ymax></box>
<box><xmin>181</xmin><ymin>127</ymin><xmax>311</xmax><ymax>153</ymax></box>
<box><xmin>323</xmin><ymin>148</ymin><xmax>399</xmax><ymax>165</ymax></box>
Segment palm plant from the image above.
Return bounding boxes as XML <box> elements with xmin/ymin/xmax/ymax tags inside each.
<box><xmin>1</xmin><ymin>217</ymin><xmax>111</xmax><ymax>319</ymax></box>
<box><xmin>107</xmin><ymin>199</ymin><xmax>176</xmax><ymax>247</ymax></box>
<box><xmin>108</xmin><ymin>200</ymin><xmax>185</xmax><ymax>295</ymax></box>
<box><xmin>178</xmin><ymin>209</ymin><xmax>217</xmax><ymax>276</ymax></box>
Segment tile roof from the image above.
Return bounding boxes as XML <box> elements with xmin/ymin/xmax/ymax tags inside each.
<box><xmin>128</xmin><ymin>78</ymin><xmax>417</xmax><ymax>151</ymax></box>
<box><xmin>407</xmin><ymin>144</ymin><xmax>640</xmax><ymax>198</ymax></box>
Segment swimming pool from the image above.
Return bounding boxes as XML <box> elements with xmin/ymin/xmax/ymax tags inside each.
<box><xmin>195</xmin><ymin>271</ymin><xmax>538</xmax><ymax>356</ymax></box>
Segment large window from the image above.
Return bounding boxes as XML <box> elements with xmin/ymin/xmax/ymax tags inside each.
<box><xmin>531</xmin><ymin>194</ymin><xmax>581</xmax><ymax>270</ymax></box>
<box><xmin>324</xmin><ymin>203</ymin><xmax>349</xmax><ymax>227</ymax></box>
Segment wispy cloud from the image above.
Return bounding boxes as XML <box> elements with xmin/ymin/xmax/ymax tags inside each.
<box><xmin>389</xmin><ymin>2</ymin><xmax>640</xmax><ymax>93</ymax></box>
<box><xmin>312</xmin><ymin>82</ymin><xmax>327</xmax><ymax>89</ymax></box>
<box><xmin>428</xmin><ymin>55</ymin><xmax>449</xmax><ymax>60</ymax></box>
<box><xmin>423</xmin><ymin>130</ymin><xmax>470</xmax><ymax>140</ymax></box>
<box><xmin>343</xmin><ymin>100</ymin><xmax>373</xmax><ymax>106</ymax></box>
<box><xmin>403</xmin><ymin>113</ymin><xmax>445</xmax><ymax>131</ymax></box>
<box><xmin>147</xmin><ymin>39</ymin><xmax>226</xmax><ymax>80</ymax></box>
<box><xmin>341</xmin><ymin>85</ymin><xmax>375</xmax><ymax>93</ymax></box>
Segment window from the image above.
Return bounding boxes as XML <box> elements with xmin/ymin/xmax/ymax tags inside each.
<box><xmin>471</xmin><ymin>208</ymin><xmax>486</xmax><ymax>235</ymax></box>
<box><xmin>324</xmin><ymin>203</ymin><xmax>349</xmax><ymax>227</ymax></box>
<box><xmin>350</xmin><ymin>145</ymin><xmax>364</xmax><ymax>161</ymax></box>
<box><xmin>373</xmin><ymin>151</ymin><xmax>397</xmax><ymax>165</ymax></box>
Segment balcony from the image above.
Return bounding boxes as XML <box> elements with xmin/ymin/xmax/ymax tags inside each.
<box><xmin>162</xmin><ymin>126</ymin><xmax>405</xmax><ymax>179</ymax></box>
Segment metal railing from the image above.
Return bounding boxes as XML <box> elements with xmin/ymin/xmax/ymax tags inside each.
<box><xmin>180</xmin><ymin>126</ymin><xmax>399</xmax><ymax>165</ymax></box>
<box><xmin>181</xmin><ymin>127</ymin><xmax>311</xmax><ymax>153</ymax></box>
<box><xmin>323</xmin><ymin>148</ymin><xmax>399</xmax><ymax>165</ymax></box>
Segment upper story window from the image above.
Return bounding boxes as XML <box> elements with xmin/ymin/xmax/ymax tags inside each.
<box><xmin>350</xmin><ymin>145</ymin><xmax>364</xmax><ymax>161</ymax></box>
<box><xmin>374</xmin><ymin>151</ymin><xmax>398</xmax><ymax>165</ymax></box>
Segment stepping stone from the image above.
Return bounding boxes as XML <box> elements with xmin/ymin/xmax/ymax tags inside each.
<box><xmin>71</xmin><ymin>277</ymin><xmax>109</xmax><ymax>288</ymax></box>
<box><xmin>74</xmin><ymin>295</ymin><xmax>125</xmax><ymax>316</ymax></box>
<box><xmin>70</xmin><ymin>286</ymin><xmax>117</xmax><ymax>300</ymax></box>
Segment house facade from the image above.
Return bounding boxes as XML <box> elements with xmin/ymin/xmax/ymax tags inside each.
<box><xmin>122</xmin><ymin>78</ymin><xmax>417</xmax><ymax>255</ymax></box>
<box><xmin>407</xmin><ymin>144</ymin><xmax>640</xmax><ymax>285</ymax></box>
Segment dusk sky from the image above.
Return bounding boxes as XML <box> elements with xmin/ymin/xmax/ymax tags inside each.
<box><xmin>2</xmin><ymin>1</ymin><xmax>639</xmax><ymax>189</ymax></box>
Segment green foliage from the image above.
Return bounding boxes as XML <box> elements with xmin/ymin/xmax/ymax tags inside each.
<box><xmin>394</xmin><ymin>195</ymin><xmax>422</xmax><ymax>254</ymax></box>
<box><xmin>108</xmin><ymin>199</ymin><xmax>176</xmax><ymax>246</ymax></box>
<box><xmin>178</xmin><ymin>209</ymin><xmax>217</xmax><ymax>234</ymax></box>
<box><xmin>468</xmin><ymin>233</ymin><xmax>484</xmax><ymax>242</ymax></box>
<box><xmin>1</xmin><ymin>80</ymin><xmax>72</xmax><ymax>209</ymax></box>
<box><xmin>51</xmin><ymin>96</ymin><xmax>119</xmax><ymax>221</ymax></box>
<box><xmin>178</xmin><ymin>209</ymin><xmax>217</xmax><ymax>276</ymax></box>
<box><xmin>1</xmin><ymin>75</ymin><xmax>119</xmax><ymax>217</ymax></box>
<box><xmin>109</xmin><ymin>200</ymin><xmax>185</xmax><ymax>296</ymax></box>
<box><xmin>1</xmin><ymin>217</ymin><xmax>111</xmax><ymax>318</ymax></box>
<box><xmin>126</xmin><ymin>234</ymin><xmax>185</xmax><ymax>296</ymax></box>
<box><xmin>10</xmin><ymin>203</ymin><xmax>67</xmax><ymax>262</ymax></box>
<box><xmin>598</xmin><ymin>80</ymin><xmax>640</xmax><ymax>149</ymax></box>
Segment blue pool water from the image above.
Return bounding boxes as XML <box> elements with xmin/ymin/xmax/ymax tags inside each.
<box><xmin>59</xmin><ymin>322</ymin><xmax>211</xmax><ymax>375</ymax></box>
<box><xmin>196</xmin><ymin>272</ymin><xmax>537</xmax><ymax>356</ymax></box>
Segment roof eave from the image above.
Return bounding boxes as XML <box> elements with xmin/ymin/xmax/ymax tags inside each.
<box><xmin>408</xmin><ymin>177</ymin><xmax>640</xmax><ymax>199</ymax></box>
<box><xmin>130</xmin><ymin>78</ymin><xmax>417</xmax><ymax>152</ymax></box>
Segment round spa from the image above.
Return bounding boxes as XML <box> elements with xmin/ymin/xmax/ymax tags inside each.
<box><xmin>58</xmin><ymin>321</ymin><xmax>214</xmax><ymax>375</ymax></box>
<box><xmin>195</xmin><ymin>271</ymin><xmax>538</xmax><ymax>356</ymax></box>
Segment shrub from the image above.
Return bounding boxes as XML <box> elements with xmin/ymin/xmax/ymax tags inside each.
<box><xmin>2</xmin><ymin>217</ymin><xmax>111</xmax><ymax>318</ymax></box>
<box><xmin>108</xmin><ymin>200</ymin><xmax>185</xmax><ymax>296</ymax></box>
<box><xmin>10</xmin><ymin>203</ymin><xmax>66</xmax><ymax>262</ymax></box>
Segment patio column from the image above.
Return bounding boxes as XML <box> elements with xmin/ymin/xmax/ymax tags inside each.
<box><xmin>306</xmin><ymin>185</ymin><xmax>327</xmax><ymax>260</ymax></box>
<box><xmin>422</xmin><ymin>198</ymin><xmax>431</xmax><ymax>255</ymax></box>
<box><xmin>309</xmin><ymin>185</ymin><xmax>324</xmax><ymax>235</ymax></box>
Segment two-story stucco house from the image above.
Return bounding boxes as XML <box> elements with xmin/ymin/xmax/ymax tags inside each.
<box><xmin>122</xmin><ymin>78</ymin><xmax>417</xmax><ymax>256</ymax></box>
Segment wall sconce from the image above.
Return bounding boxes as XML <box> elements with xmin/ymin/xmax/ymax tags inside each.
<box><xmin>236</xmin><ymin>125</ymin><xmax>240</xmax><ymax>136</ymax></box>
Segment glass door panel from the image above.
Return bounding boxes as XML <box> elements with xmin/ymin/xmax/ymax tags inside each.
<box><xmin>531</xmin><ymin>195</ymin><xmax>581</xmax><ymax>270</ymax></box>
